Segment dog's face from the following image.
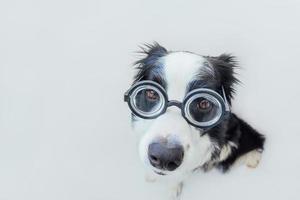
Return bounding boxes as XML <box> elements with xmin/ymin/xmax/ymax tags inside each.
<box><xmin>128</xmin><ymin>43</ymin><xmax>238</xmax><ymax>178</ymax></box>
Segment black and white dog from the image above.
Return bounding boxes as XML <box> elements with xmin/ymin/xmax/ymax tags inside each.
<box><xmin>124</xmin><ymin>43</ymin><xmax>265</xmax><ymax>199</ymax></box>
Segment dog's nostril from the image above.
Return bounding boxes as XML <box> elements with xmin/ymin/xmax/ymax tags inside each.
<box><xmin>166</xmin><ymin>161</ymin><xmax>179</xmax><ymax>171</ymax></box>
<box><xmin>150</xmin><ymin>155</ymin><xmax>159</xmax><ymax>164</ymax></box>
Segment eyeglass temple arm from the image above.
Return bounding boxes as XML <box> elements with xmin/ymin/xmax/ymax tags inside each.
<box><xmin>222</xmin><ymin>86</ymin><xmax>230</xmax><ymax>112</ymax></box>
<box><xmin>124</xmin><ymin>90</ymin><xmax>129</xmax><ymax>102</ymax></box>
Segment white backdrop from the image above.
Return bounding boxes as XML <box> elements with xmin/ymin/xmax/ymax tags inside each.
<box><xmin>1</xmin><ymin>0</ymin><xmax>300</xmax><ymax>199</ymax></box>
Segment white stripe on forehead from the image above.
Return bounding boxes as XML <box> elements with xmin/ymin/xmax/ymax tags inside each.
<box><xmin>162</xmin><ymin>52</ymin><xmax>207</xmax><ymax>100</ymax></box>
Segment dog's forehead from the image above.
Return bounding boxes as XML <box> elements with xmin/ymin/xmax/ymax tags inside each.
<box><xmin>162</xmin><ymin>52</ymin><xmax>207</xmax><ymax>100</ymax></box>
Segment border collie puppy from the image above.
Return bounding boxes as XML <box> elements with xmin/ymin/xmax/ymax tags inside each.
<box><xmin>124</xmin><ymin>43</ymin><xmax>265</xmax><ymax>200</ymax></box>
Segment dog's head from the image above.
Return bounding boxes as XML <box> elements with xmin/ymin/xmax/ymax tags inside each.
<box><xmin>125</xmin><ymin>43</ymin><xmax>239</xmax><ymax>178</ymax></box>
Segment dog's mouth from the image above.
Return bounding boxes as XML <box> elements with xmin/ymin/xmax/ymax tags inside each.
<box><xmin>154</xmin><ymin>170</ymin><xmax>166</xmax><ymax>176</ymax></box>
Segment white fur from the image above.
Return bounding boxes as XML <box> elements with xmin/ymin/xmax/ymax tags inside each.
<box><xmin>234</xmin><ymin>149</ymin><xmax>262</xmax><ymax>168</ymax></box>
<box><xmin>169</xmin><ymin>182</ymin><xmax>183</xmax><ymax>200</ymax></box>
<box><xmin>219</xmin><ymin>142</ymin><xmax>238</xmax><ymax>162</ymax></box>
<box><xmin>163</xmin><ymin>52</ymin><xmax>207</xmax><ymax>101</ymax></box>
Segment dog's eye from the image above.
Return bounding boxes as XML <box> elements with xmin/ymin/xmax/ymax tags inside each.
<box><xmin>145</xmin><ymin>89</ymin><xmax>159</xmax><ymax>101</ymax></box>
<box><xmin>197</xmin><ymin>99</ymin><xmax>211</xmax><ymax>110</ymax></box>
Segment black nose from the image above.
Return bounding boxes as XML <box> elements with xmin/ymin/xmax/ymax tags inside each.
<box><xmin>148</xmin><ymin>140</ymin><xmax>184</xmax><ymax>171</ymax></box>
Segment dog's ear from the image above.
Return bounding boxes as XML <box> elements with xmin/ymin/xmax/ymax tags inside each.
<box><xmin>133</xmin><ymin>42</ymin><xmax>167</xmax><ymax>83</ymax></box>
<box><xmin>206</xmin><ymin>54</ymin><xmax>240</xmax><ymax>104</ymax></box>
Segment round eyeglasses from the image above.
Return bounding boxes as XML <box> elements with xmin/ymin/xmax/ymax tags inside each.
<box><xmin>124</xmin><ymin>80</ymin><xmax>230</xmax><ymax>129</ymax></box>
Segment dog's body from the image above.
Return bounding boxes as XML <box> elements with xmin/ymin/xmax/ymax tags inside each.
<box><xmin>127</xmin><ymin>43</ymin><xmax>265</xmax><ymax>199</ymax></box>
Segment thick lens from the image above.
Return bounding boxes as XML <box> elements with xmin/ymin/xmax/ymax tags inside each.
<box><xmin>185</xmin><ymin>94</ymin><xmax>222</xmax><ymax>127</ymax></box>
<box><xmin>130</xmin><ymin>85</ymin><xmax>165</xmax><ymax>117</ymax></box>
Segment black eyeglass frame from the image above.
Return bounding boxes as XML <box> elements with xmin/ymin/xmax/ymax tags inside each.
<box><xmin>124</xmin><ymin>80</ymin><xmax>231</xmax><ymax>129</ymax></box>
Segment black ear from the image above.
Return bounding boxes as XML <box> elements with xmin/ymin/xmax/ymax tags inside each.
<box><xmin>133</xmin><ymin>42</ymin><xmax>168</xmax><ymax>84</ymax></box>
<box><xmin>206</xmin><ymin>54</ymin><xmax>240</xmax><ymax>104</ymax></box>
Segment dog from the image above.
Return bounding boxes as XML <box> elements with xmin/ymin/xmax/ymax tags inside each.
<box><xmin>124</xmin><ymin>43</ymin><xmax>265</xmax><ymax>199</ymax></box>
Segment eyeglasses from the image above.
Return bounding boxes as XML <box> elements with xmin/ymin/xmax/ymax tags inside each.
<box><xmin>124</xmin><ymin>80</ymin><xmax>230</xmax><ymax>129</ymax></box>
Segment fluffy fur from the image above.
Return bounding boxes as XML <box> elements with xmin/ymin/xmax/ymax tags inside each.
<box><xmin>128</xmin><ymin>42</ymin><xmax>265</xmax><ymax>199</ymax></box>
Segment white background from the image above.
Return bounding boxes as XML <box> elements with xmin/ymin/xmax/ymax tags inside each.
<box><xmin>1</xmin><ymin>0</ymin><xmax>300</xmax><ymax>199</ymax></box>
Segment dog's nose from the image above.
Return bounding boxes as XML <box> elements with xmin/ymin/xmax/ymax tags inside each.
<box><xmin>148</xmin><ymin>140</ymin><xmax>184</xmax><ymax>171</ymax></box>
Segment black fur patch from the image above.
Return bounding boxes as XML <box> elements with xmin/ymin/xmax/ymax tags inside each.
<box><xmin>205</xmin><ymin>113</ymin><xmax>265</xmax><ymax>172</ymax></box>
<box><xmin>205</xmin><ymin>54</ymin><xmax>240</xmax><ymax>105</ymax></box>
<box><xmin>215</xmin><ymin>113</ymin><xmax>265</xmax><ymax>171</ymax></box>
<box><xmin>133</xmin><ymin>42</ymin><xmax>168</xmax><ymax>88</ymax></box>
